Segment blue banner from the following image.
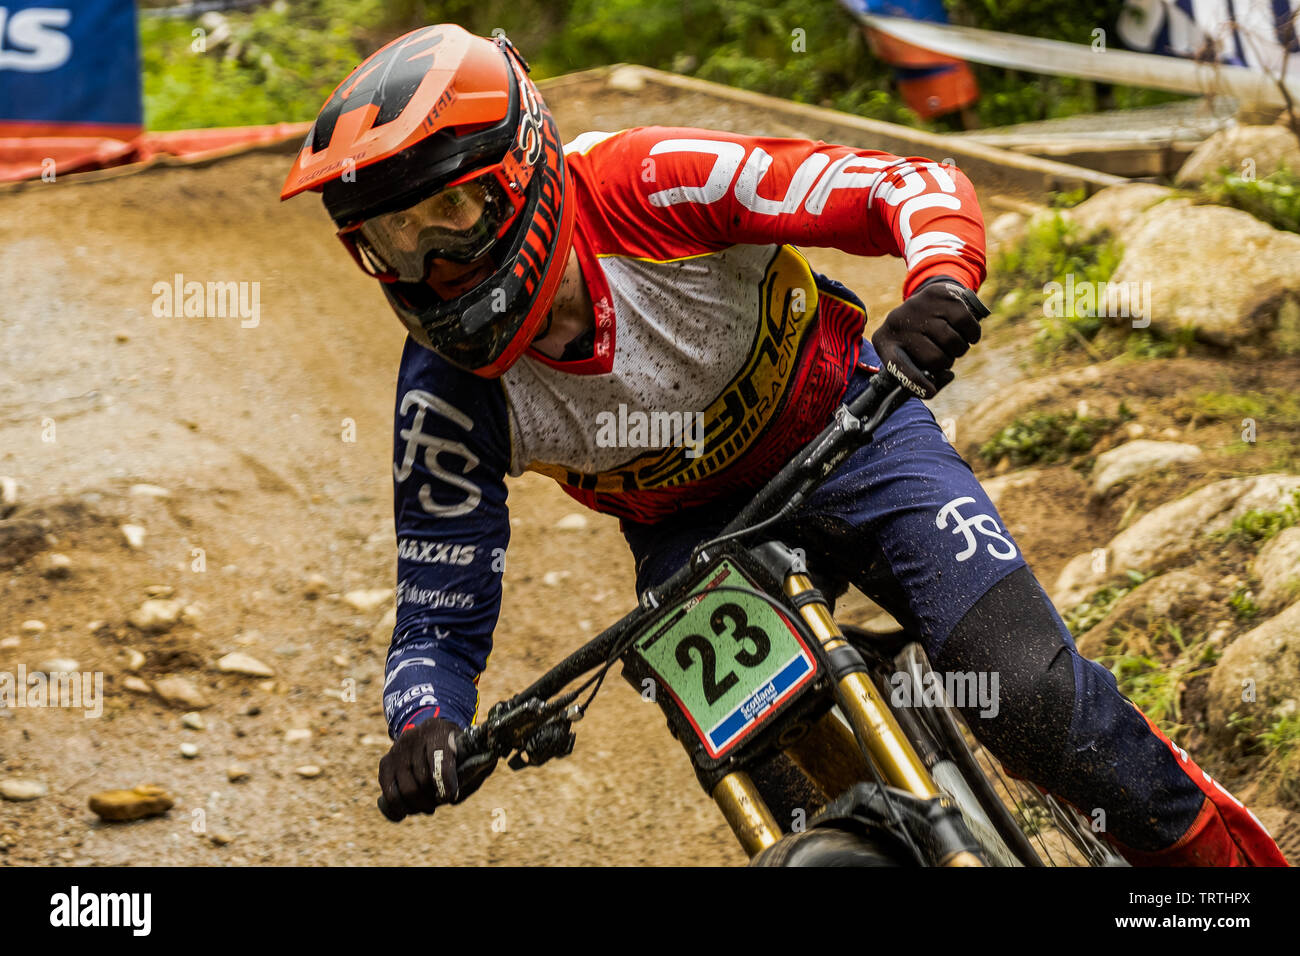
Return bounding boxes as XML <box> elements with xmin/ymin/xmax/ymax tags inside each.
<box><xmin>0</xmin><ymin>0</ymin><xmax>142</xmax><ymax>132</ymax></box>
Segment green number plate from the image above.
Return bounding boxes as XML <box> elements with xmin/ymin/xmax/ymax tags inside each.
<box><xmin>634</xmin><ymin>559</ymin><xmax>817</xmax><ymax>759</ymax></box>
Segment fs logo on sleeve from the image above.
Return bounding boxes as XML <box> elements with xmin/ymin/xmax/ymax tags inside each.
<box><xmin>394</xmin><ymin>390</ymin><xmax>482</xmax><ymax>518</ymax></box>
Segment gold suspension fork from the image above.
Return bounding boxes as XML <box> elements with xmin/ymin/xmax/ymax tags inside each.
<box><xmin>709</xmin><ymin>571</ymin><xmax>982</xmax><ymax>865</ymax></box>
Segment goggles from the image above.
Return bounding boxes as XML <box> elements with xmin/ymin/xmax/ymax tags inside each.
<box><xmin>337</xmin><ymin>168</ymin><xmax>524</xmax><ymax>283</ymax></box>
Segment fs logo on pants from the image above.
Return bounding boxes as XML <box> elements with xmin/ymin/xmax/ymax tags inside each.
<box><xmin>936</xmin><ymin>496</ymin><xmax>1017</xmax><ymax>562</ymax></box>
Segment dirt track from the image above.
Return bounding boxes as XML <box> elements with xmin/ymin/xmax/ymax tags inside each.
<box><xmin>0</xmin><ymin>85</ymin><xmax>1039</xmax><ymax>866</ymax></box>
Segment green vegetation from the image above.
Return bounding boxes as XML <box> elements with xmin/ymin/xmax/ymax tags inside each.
<box><xmin>1192</xmin><ymin>389</ymin><xmax>1300</xmax><ymax>423</ymax></box>
<box><xmin>1106</xmin><ymin>622</ymin><xmax>1217</xmax><ymax>745</ymax></box>
<box><xmin>979</xmin><ymin>402</ymin><xmax>1133</xmax><ymax>468</ymax></box>
<box><xmin>138</xmin><ymin>0</ymin><xmax>1191</xmax><ymax>131</ymax></box>
<box><xmin>1201</xmin><ymin>165</ymin><xmax>1300</xmax><ymax>235</ymax></box>
<box><xmin>1213</xmin><ymin>489</ymin><xmax>1300</xmax><ymax>548</ymax></box>
<box><xmin>1227</xmin><ymin>708</ymin><xmax>1300</xmax><ymax>806</ymax></box>
<box><xmin>1063</xmin><ymin>570</ymin><xmax>1148</xmax><ymax>637</ymax></box>
<box><xmin>1227</xmin><ymin>586</ymin><xmax>1260</xmax><ymax>622</ymax></box>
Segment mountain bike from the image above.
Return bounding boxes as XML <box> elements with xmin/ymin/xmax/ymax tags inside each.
<box><xmin>378</xmin><ymin>367</ymin><xmax>1127</xmax><ymax>866</ymax></box>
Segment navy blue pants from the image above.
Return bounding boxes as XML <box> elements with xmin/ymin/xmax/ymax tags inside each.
<box><xmin>622</xmin><ymin>348</ymin><xmax>1216</xmax><ymax>855</ymax></box>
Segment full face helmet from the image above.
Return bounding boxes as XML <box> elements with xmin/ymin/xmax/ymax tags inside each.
<box><xmin>281</xmin><ymin>24</ymin><xmax>574</xmax><ymax>377</ymax></box>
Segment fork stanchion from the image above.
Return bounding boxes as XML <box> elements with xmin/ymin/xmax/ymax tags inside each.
<box><xmin>711</xmin><ymin>771</ymin><xmax>783</xmax><ymax>857</ymax></box>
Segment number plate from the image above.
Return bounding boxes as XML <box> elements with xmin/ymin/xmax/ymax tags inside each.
<box><xmin>633</xmin><ymin>559</ymin><xmax>817</xmax><ymax>759</ymax></box>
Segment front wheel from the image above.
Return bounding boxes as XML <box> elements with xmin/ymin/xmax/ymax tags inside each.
<box><xmin>749</xmin><ymin>827</ymin><xmax>905</xmax><ymax>867</ymax></box>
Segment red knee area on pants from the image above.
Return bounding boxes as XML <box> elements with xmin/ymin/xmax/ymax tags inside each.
<box><xmin>1115</xmin><ymin>708</ymin><xmax>1288</xmax><ymax>867</ymax></box>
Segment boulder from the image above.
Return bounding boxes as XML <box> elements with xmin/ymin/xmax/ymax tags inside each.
<box><xmin>980</xmin><ymin>469</ymin><xmax>1043</xmax><ymax>510</ymax></box>
<box><xmin>1252</xmin><ymin>526</ymin><xmax>1300</xmax><ymax>613</ymax></box>
<box><xmin>1064</xmin><ymin>182</ymin><xmax>1177</xmax><ymax>241</ymax></box>
<box><xmin>1175</xmin><ymin>124</ymin><xmax>1300</xmax><ymax>186</ymax></box>
<box><xmin>1207</xmin><ymin>600</ymin><xmax>1300</xmax><ymax>741</ymax></box>
<box><xmin>1090</xmin><ymin>440</ymin><xmax>1202</xmax><ymax>495</ymax></box>
<box><xmin>958</xmin><ymin>364</ymin><xmax>1117</xmax><ymax>459</ymax></box>
<box><xmin>1075</xmin><ymin>569</ymin><xmax>1215</xmax><ymax>659</ymax></box>
<box><xmin>1053</xmin><ymin>474</ymin><xmax>1300</xmax><ymax>608</ymax></box>
<box><xmin>1108</xmin><ymin>202</ymin><xmax>1300</xmax><ymax>348</ymax></box>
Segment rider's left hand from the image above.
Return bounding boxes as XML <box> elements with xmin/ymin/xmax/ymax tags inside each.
<box><xmin>871</xmin><ymin>276</ymin><xmax>990</xmax><ymax>399</ymax></box>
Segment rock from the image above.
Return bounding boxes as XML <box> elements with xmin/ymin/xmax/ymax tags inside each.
<box><xmin>987</xmin><ymin>211</ymin><xmax>1026</xmax><ymax>248</ymax></box>
<box><xmin>1054</xmin><ymin>474</ymin><xmax>1300</xmax><ymax>608</ymax></box>
<box><xmin>0</xmin><ymin>636</ymin><xmax>18</xmax><ymax>650</ymax></box>
<box><xmin>342</xmin><ymin>589</ymin><xmax>393</xmax><ymax>614</ymax></box>
<box><xmin>370</xmin><ymin>605</ymin><xmax>397</xmax><ymax>646</ymax></box>
<box><xmin>181</xmin><ymin>712</ymin><xmax>205</xmax><ymax>731</ymax></box>
<box><xmin>606</xmin><ymin>64</ymin><xmax>645</xmax><ymax>92</ymax></box>
<box><xmin>216</xmin><ymin>652</ymin><xmax>275</xmax><ymax>678</ymax></box>
<box><xmin>42</xmin><ymin>552</ymin><xmax>72</xmax><ymax>578</ymax></box>
<box><xmin>36</xmin><ymin>658</ymin><xmax>79</xmax><ymax>673</ymax></box>
<box><xmin>1064</xmin><ymin>182</ymin><xmax>1176</xmax><ymax>241</ymax></box>
<box><xmin>128</xmin><ymin>598</ymin><xmax>185</xmax><ymax>633</ymax></box>
<box><xmin>1175</xmin><ymin>124</ymin><xmax>1300</xmax><ymax>187</ymax></box>
<box><xmin>555</xmin><ymin>513</ymin><xmax>589</xmax><ymax>531</ymax></box>
<box><xmin>1208</xmin><ymin>600</ymin><xmax>1300</xmax><ymax>739</ymax></box>
<box><xmin>1253</xmin><ymin>527</ymin><xmax>1300</xmax><ymax>613</ymax></box>
<box><xmin>209</xmin><ymin>832</ymin><xmax>234</xmax><ymax>846</ymax></box>
<box><xmin>143</xmin><ymin>584</ymin><xmax>174</xmax><ymax>598</ymax></box>
<box><xmin>1091</xmin><ymin>440</ymin><xmax>1202</xmax><ymax>495</ymax></box>
<box><xmin>294</xmin><ymin>765</ymin><xmax>323</xmax><ymax>778</ymax></box>
<box><xmin>120</xmin><ymin>524</ymin><xmax>146</xmax><ymax>549</ymax></box>
<box><xmin>0</xmin><ymin>520</ymin><xmax>46</xmax><ymax>569</ymax></box>
<box><xmin>122</xmin><ymin>676</ymin><xmax>152</xmax><ymax>694</ymax></box>
<box><xmin>152</xmin><ymin>675</ymin><xmax>211</xmax><ymax>710</ymax></box>
<box><xmin>957</xmin><ymin>365</ymin><xmax>1112</xmax><ymax>459</ymax></box>
<box><xmin>303</xmin><ymin>573</ymin><xmax>328</xmax><ymax>600</ymax></box>
<box><xmin>226</xmin><ymin>766</ymin><xmax>250</xmax><ymax>783</ymax></box>
<box><xmin>542</xmin><ymin>570</ymin><xmax>570</xmax><ymax>586</ymax></box>
<box><xmin>979</xmin><ymin>469</ymin><xmax>1043</xmax><ymax>510</ymax></box>
<box><xmin>0</xmin><ymin>475</ymin><xmax>17</xmax><ymax>513</ymax></box>
<box><xmin>0</xmin><ymin>778</ymin><xmax>47</xmax><ymax>801</ymax></box>
<box><xmin>88</xmin><ymin>784</ymin><xmax>174</xmax><ymax>822</ymax></box>
<box><xmin>360</xmin><ymin>734</ymin><xmax>389</xmax><ymax>748</ymax></box>
<box><xmin>1108</xmin><ymin>202</ymin><xmax>1300</xmax><ymax>348</ymax></box>
<box><xmin>285</xmin><ymin>728</ymin><xmax>312</xmax><ymax>743</ymax></box>
<box><xmin>179</xmin><ymin>742</ymin><xmax>199</xmax><ymax>759</ymax></box>
<box><xmin>128</xmin><ymin>483</ymin><xmax>170</xmax><ymax>498</ymax></box>
<box><xmin>1076</xmin><ymin>569</ymin><xmax>1216</xmax><ymax>659</ymax></box>
<box><xmin>20</xmin><ymin>619</ymin><xmax>46</xmax><ymax>635</ymax></box>
<box><xmin>180</xmin><ymin>604</ymin><xmax>202</xmax><ymax>627</ymax></box>
<box><xmin>123</xmin><ymin>648</ymin><xmax>146</xmax><ymax>672</ymax></box>
<box><xmin>1124</xmin><ymin>422</ymin><xmax>1146</xmax><ymax>440</ymax></box>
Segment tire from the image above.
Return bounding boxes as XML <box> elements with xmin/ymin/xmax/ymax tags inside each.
<box><xmin>749</xmin><ymin>827</ymin><xmax>905</xmax><ymax>867</ymax></box>
<box><xmin>841</xmin><ymin>624</ymin><xmax>1124</xmax><ymax>867</ymax></box>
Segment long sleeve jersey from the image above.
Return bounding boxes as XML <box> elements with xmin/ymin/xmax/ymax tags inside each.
<box><xmin>383</xmin><ymin>125</ymin><xmax>986</xmax><ymax>736</ymax></box>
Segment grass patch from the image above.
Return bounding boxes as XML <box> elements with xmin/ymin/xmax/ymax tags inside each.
<box><xmin>1191</xmin><ymin>389</ymin><xmax>1300</xmax><ymax>423</ymax></box>
<box><xmin>1063</xmin><ymin>570</ymin><xmax>1148</xmax><ymax>638</ymax></box>
<box><xmin>1105</xmin><ymin>622</ymin><xmax>1217</xmax><ymax>745</ymax></box>
<box><xmin>1227</xmin><ymin>586</ymin><xmax>1261</xmax><ymax>622</ymax></box>
<box><xmin>978</xmin><ymin>403</ymin><xmax>1134</xmax><ymax>468</ymax></box>
<box><xmin>1201</xmin><ymin>165</ymin><xmax>1300</xmax><ymax>235</ymax></box>
<box><xmin>1213</xmin><ymin>489</ymin><xmax>1300</xmax><ymax>548</ymax></box>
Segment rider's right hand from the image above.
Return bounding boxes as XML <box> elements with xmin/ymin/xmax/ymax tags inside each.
<box><xmin>378</xmin><ymin>716</ymin><xmax>464</xmax><ymax>820</ymax></box>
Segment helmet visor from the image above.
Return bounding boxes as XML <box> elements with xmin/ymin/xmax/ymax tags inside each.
<box><xmin>339</xmin><ymin>172</ymin><xmax>519</xmax><ymax>282</ymax></box>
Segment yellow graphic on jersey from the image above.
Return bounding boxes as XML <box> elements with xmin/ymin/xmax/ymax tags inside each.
<box><xmin>530</xmin><ymin>244</ymin><xmax>825</xmax><ymax>494</ymax></box>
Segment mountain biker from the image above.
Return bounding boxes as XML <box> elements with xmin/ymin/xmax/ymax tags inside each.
<box><xmin>281</xmin><ymin>24</ymin><xmax>1287</xmax><ymax>866</ymax></box>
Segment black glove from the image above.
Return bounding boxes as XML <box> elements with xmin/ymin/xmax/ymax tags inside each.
<box><xmin>378</xmin><ymin>716</ymin><xmax>468</xmax><ymax>821</ymax></box>
<box><xmin>871</xmin><ymin>276</ymin><xmax>990</xmax><ymax>399</ymax></box>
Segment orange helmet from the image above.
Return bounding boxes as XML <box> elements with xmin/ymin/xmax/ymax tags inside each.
<box><xmin>281</xmin><ymin>25</ymin><xmax>574</xmax><ymax>377</ymax></box>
